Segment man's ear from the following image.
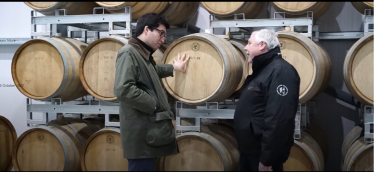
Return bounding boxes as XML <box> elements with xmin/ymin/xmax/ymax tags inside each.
<box><xmin>144</xmin><ymin>26</ymin><xmax>149</xmax><ymax>35</ymax></box>
<box><xmin>259</xmin><ymin>41</ymin><xmax>266</xmax><ymax>51</ymax></box>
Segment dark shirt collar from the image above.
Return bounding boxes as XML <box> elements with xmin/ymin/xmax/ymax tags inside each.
<box><xmin>251</xmin><ymin>46</ymin><xmax>281</xmax><ymax>73</ymax></box>
<box><xmin>133</xmin><ymin>36</ymin><xmax>155</xmax><ymax>54</ymax></box>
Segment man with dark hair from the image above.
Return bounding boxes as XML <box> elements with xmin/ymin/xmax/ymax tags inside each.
<box><xmin>113</xmin><ymin>13</ymin><xmax>189</xmax><ymax>171</ymax></box>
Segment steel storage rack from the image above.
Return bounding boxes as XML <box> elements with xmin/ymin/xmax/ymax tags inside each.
<box><xmin>174</xmin><ymin>10</ymin><xmax>374</xmax><ymax>141</ymax></box>
<box><xmin>4</xmin><ymin>5</ymin><xmax>370</xmax><ymax>142</ymax></box>
<box><xmin>23</xmin><ymin>6</ymin><xmax>198</xmax><ymax>127</ymax></box>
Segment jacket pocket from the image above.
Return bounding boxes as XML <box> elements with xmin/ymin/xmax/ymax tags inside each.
<box><xmin>145</xmin><ymin>111</ymin><xmax>175</xmax><ymax>147</ymax></box>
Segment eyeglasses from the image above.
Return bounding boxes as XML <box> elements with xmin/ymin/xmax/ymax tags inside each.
<box><xmin>153</xmin><ymin>28</ymin><xmax>166</xmax><ymax>38</ymax></box>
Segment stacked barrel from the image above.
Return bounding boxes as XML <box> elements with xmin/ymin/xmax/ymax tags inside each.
<box><xmin>0</xmin><ymin>116</ymin><xmax>17</xmax><ymax>171</ymax></box>
<box><xmin>24</xmin><ymin>2</ymin><xmax>199</xmax><ymax>26</ymax></box>
<box><xmin>341</xmin><ymin>32</ymin><xmax>373</xmax><ymax>171</ymax></box>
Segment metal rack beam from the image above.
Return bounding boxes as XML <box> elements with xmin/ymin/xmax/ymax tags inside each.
<box><xmin>208</xmin><ymin>12</ymin><xmax>314</xmax><ymax>39</ymax></box>
<box><xmin>174</xmin><ymin>100</ymin><xmax>312</xmax><ymax>140</ymax></box>
<box><xmin>31</xmin><ymin>6</ymin><xmax>132</xmax><ymax>38</ymax></box>
<box><xmin>26</xmin><ymin>98</ymin><xmax>121</xmax><ymax>127</ymax></box>
<box><xmin>317</xmin><ymin>32</ymin><xmax>365</xmax><ymax>40</ymax></box>
<box><xmin>0</xmin><ymin>38</ymin><xmax>31</xmax><ymax>45</ymax></box>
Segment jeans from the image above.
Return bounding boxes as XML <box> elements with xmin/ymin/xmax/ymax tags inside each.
<box><xmin>127</xmin><ymin>158</ymin><xmax>157</xmax><ymax>171</ymax></box>
<box><xmin>239</xmin><ymin>153</ymin><xmax>283</xmax><ymax>171</ymax></box>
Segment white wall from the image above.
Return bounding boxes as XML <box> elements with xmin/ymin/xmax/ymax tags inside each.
<box><xmin>0</xmin><ymin>2</ymin><xmax>48</xmax><ymax>139</ymax></box>
<box><xmin>0</xmin><ymin>2</ymin><xmax>368</xmax><ymax>171</ymax></box>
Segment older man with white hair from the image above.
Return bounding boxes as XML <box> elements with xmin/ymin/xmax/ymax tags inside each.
<box><xmin>233</xmin><ymin>29</ymin><xmax>301</xmax><ymax>171</ymax></box>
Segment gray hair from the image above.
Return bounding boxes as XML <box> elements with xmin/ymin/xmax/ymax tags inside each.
<box><xmin>252</xmin><ymin>29</ymin><xmax>280</xmax><ymax>50</ymax></box>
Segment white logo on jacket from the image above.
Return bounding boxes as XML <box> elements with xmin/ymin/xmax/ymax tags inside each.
<box><xmin>276</xmin><ymin>85</ymin><xmax>288</xmax><ymax>96</ymax></box>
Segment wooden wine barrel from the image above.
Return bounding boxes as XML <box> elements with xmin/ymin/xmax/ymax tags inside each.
<box><xmin>341</xmin><ymin>126</ymin><xmax>363</xmax><ymax>170</ymax></box>
<box><xmin>229</xmin><ymin>39</ymin><xmax>253</xmax><ymax>91</ymax></box>
<box><xmin>79</xmin><ymin>35</ymin><xmax>128</xmax><ymax>101</ymax></box>
<box><xmin>12</xmin><ymin>117</ymin><xmax>104</xmax><ymax>171</ymax></box>
<box><xmin>314</xmin><ymin>42</ymin><xmax>332</xmax><ymax>95</ymax></box>
<box><xmin>161</xmin><ymin>33</ymin><xmax>244</xmax><ymax>105</ymax></box>
<box><xmin>277</xmin><ymin>31</ymin><xmax>331</xmax><ymax>104</ymax></box>
<box><xmin>80</xmin><ymin>118</ymin><xmax>190</xmax><ymax>171</ymax></box>
<box><xmin>305</xmin><ymin>121</ymin><xmax>329</xmax><ymax>163</ymax></box>
<box><xmin>79</xmin><ymin>35</ymin><xmax>169</xmax><ymax>100</ymax></box>
<box><xmin>158</xmin><ymin>124</ymin><xmax>239</xmax><ymax>171</ymax></box>
<box><xmin>153</xmin><ymin>42</ymin><xmax>171</xmax><ymax>64</ymax></box>
<box><xmin>271</xmin><ymin>2</ymin><xmax>332</xmax><ymax>19</ymax></box>
<box><xmin>284</xmin><ymin>131</ymin><xmax>324</xmax><ymax>171</ymax></box>
<box><xmin>200</xmin><ymin>2</ymin><xmax>264</xmax><ymax>20</ymax></box>
<box><xmin>342</xmin><ymin>136</ymin><xmax>373</xmax><ymax>171</ymax></box>
<box><xmin>161</xmin><ymin>2</ymin><xmax>199</xmax><ymax>26</ymax></box>
<box><xmin>0</xmin><ymin>116</ymin><xmax>17</xmax><ymax>171</ymax></box>
<box><xmin>95</xmin><ymin>2</ymin><xmax>170</xmax><ymax>19</ymax></box>
<box><xmin>351</xmin><ymin>2</ymin><xmax>374</xmax><ymax>15</ymax></box>
<box><xmin>11</xmin><ymin>37</ymin><xmax>89</xmax><ymax>102</ymax></box>
<box><xmin>24</xmin><ymin>2</ymin><xmax>99</xmax><ymax>16</ymax></box>
<box><xmin>343</xmin><ymin>33</ymin><xmax>373</xmax><ymax>105</ymax></box>
<box><xmin>81</xmin><ymin>127</ymin><xmax>127</xmax><ymax>171</ymax></box>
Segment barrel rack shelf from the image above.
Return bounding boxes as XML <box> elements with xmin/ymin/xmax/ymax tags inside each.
<box><xmin>207</xmin><ymin>11</ymin><xmax>373</xmax><ymax>41</ymax></box>
<box><xmin>363</xmin><ymin>105</ymin><xmax>374</xmax><ymax>143</ymax></box>
<box><xmin>30</xmin><ymin>6</ymin><xmax>200</xmax><ymax>43</ymax></box>
<box><xmin>8</xmin><ymin>6</ymin><xmax>371</xmax><ymax>141</ymax></box>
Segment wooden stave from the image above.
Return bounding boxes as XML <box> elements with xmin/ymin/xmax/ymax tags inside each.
<box><xmin>11</xmin><ymin>37</ymin><xmax>89</xmax><ymax>102</ymax></box>
<box><xmin>161</xmin><ymin>33</ymin><xmax>244</xmax><ymax>105</ymax></box>
<box><xmin>47</xmin><ymin>117</ymin><xmax>104</xmax><ymax>153</ymax></box>
<box><xmin>314</xmin><ymin>42</ymin><xmax>332</xmax><ymax>95</ymax></box>
<box><xmin>24</xmin><ymin>2</ymin><xmax>99</xmax><ymax>16</ymax></box>
<box><xmin>229</xmin><ymin>39</ymin><xmax>252</xmax><ymax>92</ymax></box>
<box><xmin>12</xmin><ymin>118</ymin><xmax>103</xmax><ymax>171</ymax></box>
<box><xmin>12</xmin><ymin>125</ymin><xmax>80</xmax><ymax>171</ymax></box>
<box><xmin>158</xmin><ymin>125</ymin><xmax>239</xmax><ymax>171</ymax></box>
<box><xmin>343</xmin><ymin>33</ymin><xmax>373</xmax><ymax>105</ymax></box>
<box><xmin>271</xmin><ymin>2</ymin><xmax>332</xmax><ymax>19</ymax></box>
<box><xmin>152</xmin><ymin>42</ymin><xmax>170</xmax><ymax>64</ymax></box>
<box><xmin>0</xmin><ymin>116</ymin><xmax>17</xmax><ymax>171</ymax></box>
<box><xmin>351</xmin><ymin>2</ymin><xmax>374</xmax><ymax>15</ymax></box>
<box><xmin>80</xmin><ymin>127</ymin><xmax>127</xmax><ymax>171</ymax></box>
<box><xmin>200</xmin><ymin>2</ymin><xmax>264</xmax><ymax>20</ymax></box>
<box><xmin>285</xmin><ymin>131</ymin><xmax>324</xmax><ymax>171</ymax></box>
<box><xmin>305</xmin><ymin>121</ymin><xmax>329</xmax><ymax>164</ymax></box>
<box><xmin>343</xmin><ymin>136</ymin><xmax>373</xmax><ymax>171</ymax></box>
<box><xmin>341</xmin><ymin>126</ymin><xmax>363</xmax><ymax>170</ymax></box>
<box><xmin>277</xmin><ymin>31</ymin><xmax>330</xmax><ymax>104</ymax></box>
<box><xmin>188</xmin><ymin>33</ymin><xmax>243</xmax><ymax>103</ymax></box>
<box><xmin>160</xmin><ymin>2</ymin><xmax>199</xmax><ymax>26</ymax></box>
<box><xmin>95</xmin><ymin>2</ymin><xmax>170</xmax><ymax>19</ymax></box>
<box><xmin>79</xmin><ymin>35</ymin><xmax>129</xmax><ymax>101</ymax></box>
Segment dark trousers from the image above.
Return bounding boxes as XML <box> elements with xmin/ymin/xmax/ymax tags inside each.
<box><xmin>128</xmin><ymin>158</ymin><xmax>157</xmax><ymax>171</ymax></box>
<box><xmin>239</xmin><ymin>153</ymin><xmax>283</xmax><ymax>171</ymax></box>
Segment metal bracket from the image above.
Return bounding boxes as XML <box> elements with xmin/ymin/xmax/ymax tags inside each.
<box><xmin>294</xmin><ymin>102</ymin><xmax>312</xmax><ymax>139</ymax></box>
<box><xmin>364</xmin><ymin>9</ymin><xmax>373</xmax><ymax>35</ymax></box>
<box><xmin>26</xmin><ymin>97</ymin><xmax>120</xmax><ymax>127</ymax></box>
<box><xmin>363</xmin><ymin>105</ymin><xmax>374</xmax><ymax>143</ymax></box>
<box><xmin>174</xmin><ymin>100</ymin><xmax>236</xmax><ymax>133</ymax></box>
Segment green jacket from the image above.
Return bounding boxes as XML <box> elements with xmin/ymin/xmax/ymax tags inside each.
<box><xmin>113</xmin><ymin>37</ymin><xmax>178</xmax><ymax>159</ymax></box>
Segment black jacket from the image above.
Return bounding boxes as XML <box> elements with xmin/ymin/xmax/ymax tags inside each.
<box><xmin>233</xmin><ymin>46</ymin><xmax>300</xmax><ymax>166</ymax></box>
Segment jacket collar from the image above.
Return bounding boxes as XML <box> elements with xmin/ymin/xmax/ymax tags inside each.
<box><xmin>251</xmin><ymin>46</ymin><xmax>281</xmax><ymax>73</ymax></box>
<box><xmin>128</xmin><ymin>37</ymin><xmax>155</xmax><ymax>61</ymax></box>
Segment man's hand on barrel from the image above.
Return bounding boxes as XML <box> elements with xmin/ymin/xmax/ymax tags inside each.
<box><xmin>173</xmin><ymin>52</ymin><xmax>190</xmax><ymax>73</ymax></box>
